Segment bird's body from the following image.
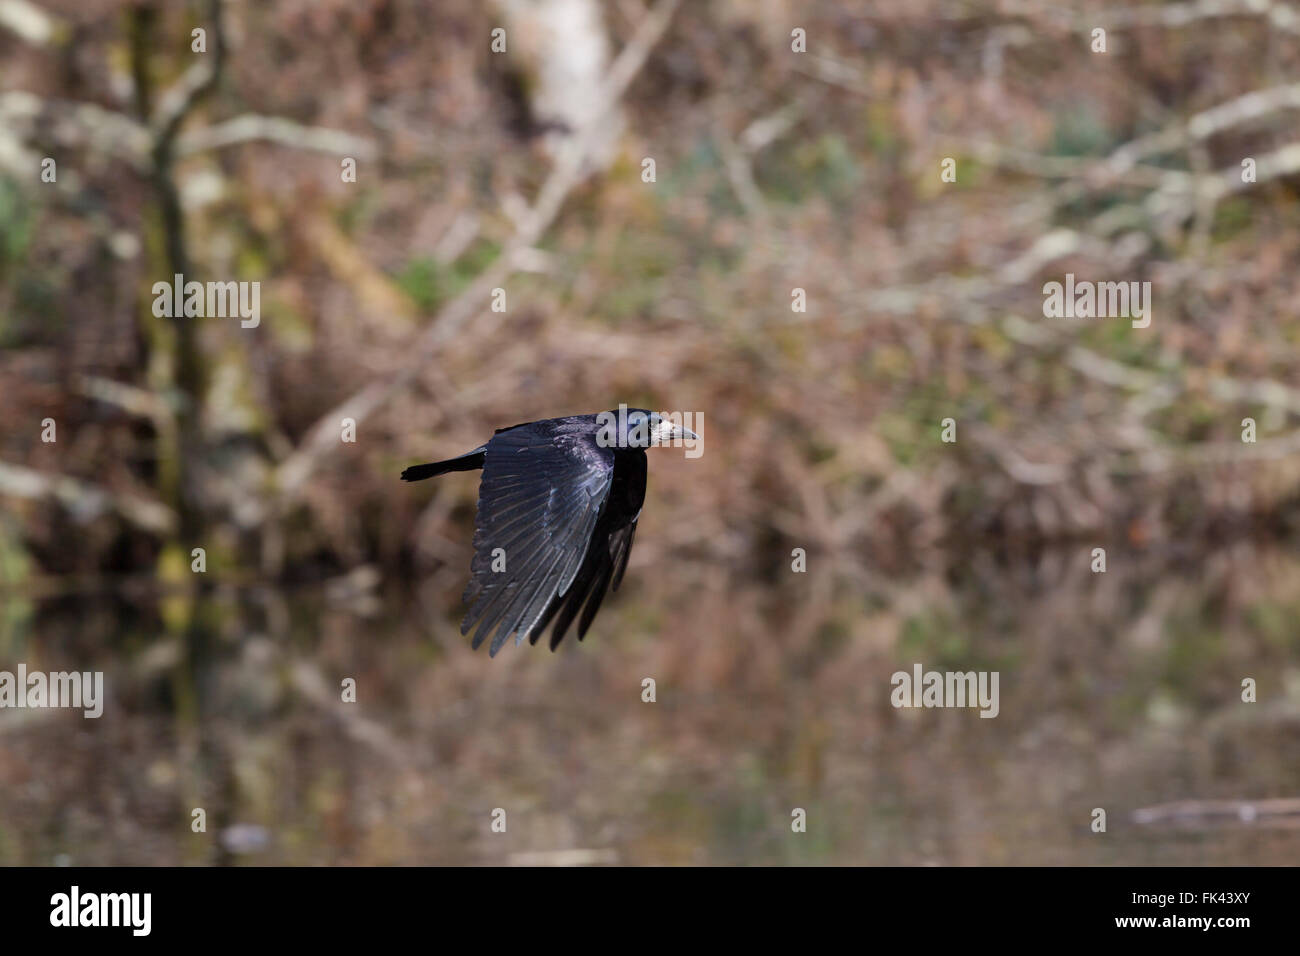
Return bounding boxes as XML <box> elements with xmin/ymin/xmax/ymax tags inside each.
<box><xmin>402</xmin><ymin>409</ymin><xmax>694</xmax><ymax>655</ymax></box>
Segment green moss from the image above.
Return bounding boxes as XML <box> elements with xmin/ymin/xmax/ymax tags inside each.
<box><xmin>395</xmin><ymin>240</ymin><xmax>501</xmax><ymax>312</ymax></box>
<box><xmin>394</xmin><ymin>257</ymin><xmax>448</xmax><ymax>311</ymax></box>
<box><xmin>1048</xmin><ymin>104</ymin><xmax>1113</xmax><ymax>158</ymax></box>
<box><xmin>756</xmin><ymin>132</ymin><xmax>863</xmax><ymax>205</ymax></box>
<box><xmin>0</xmin><ymin>178</ymin><xmax>34</xmax><ymax>269</ymax></box>
<box><xmin>899</xmin><ymin>608</ymin><xmax>969</xmax><ymax>667</ymax></box>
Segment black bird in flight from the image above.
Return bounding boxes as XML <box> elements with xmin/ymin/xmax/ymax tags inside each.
<box><xmin>402</xmin><ymin>409</ymin><xmax>698</xmax><ymax>656</ymax></box>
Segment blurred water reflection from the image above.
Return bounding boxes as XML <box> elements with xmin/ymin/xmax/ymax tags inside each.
<box><xmin>2</xmin><ymin>541</ymin><xmax>1298</xmax><ymax>865</ymax></box>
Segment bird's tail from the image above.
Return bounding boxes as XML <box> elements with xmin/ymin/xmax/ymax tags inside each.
<box><xmin>400</xmin><ymin>445</ymin><xmax>487</xmax><ymax>481</ymax></box>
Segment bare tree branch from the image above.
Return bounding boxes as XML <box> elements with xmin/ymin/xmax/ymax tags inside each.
<box><xmin>272</xmin><ymin>0</ymin><xmax>684</xmax><ymax>501</ymax></box>
<box><xmin>176</xmin><ymin>113</ymin><xmax>378</xmax><ymax>159</ymax></box>
<box><xmin>148</xmin><ymin>0</ymin><xmax>227</xmax><ymax>150</ymax></box>
<box><xmin>1107</xmin><ymin>81</ymin><xmax>1300</xmax><ymax>175</ymax></box>
<box><xmin>0</xmin><ymin>91</ymin><xmax>151</xmax><ymax>172</ymax></box>
<box><xmin>1095</xmin><ymin>0</ymin><xmax>1300</xmax><ymax>34</ymax></box>
<box><xmin>0</xmin><ymin>461</ymin><xmax>176</xmax><ymax>534</ymax></box>
<box><xmin>0</xmin><ymin>0</ymin><xmax>64</xmax><ymax>46</ymax></box>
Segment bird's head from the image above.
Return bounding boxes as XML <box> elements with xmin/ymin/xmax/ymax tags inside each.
<box><xmin>598</xmin><ymin>406</ymin><xmax>701</xmax><ymax>454</ymax></box>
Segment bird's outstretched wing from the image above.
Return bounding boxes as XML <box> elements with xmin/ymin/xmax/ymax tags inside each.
<box><xmin>461</xmin><ymin>423</ymin><xmax>615</xmax><ymax>655</ymax></box>
<box><xmin>529</xmin><ymin>453</ymin><xmax>645</xmax><ymax>650</ymax></box>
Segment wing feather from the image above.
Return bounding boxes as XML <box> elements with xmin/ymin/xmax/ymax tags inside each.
<box><xmin>460</xmin><ymin>426</ymin><xmax>615</xmax><ymax>655</ymax></box>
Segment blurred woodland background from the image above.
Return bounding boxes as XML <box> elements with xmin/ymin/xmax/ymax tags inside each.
<box><xmin>3</xmin><ymin>0</ymin><xmax>1300</xmax><ymax>864</ymax></box>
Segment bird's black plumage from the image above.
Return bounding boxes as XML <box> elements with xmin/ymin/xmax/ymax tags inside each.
<box><xmin>403</xmin><ymin>411</ymin><xmax>681</xmax><ymax>655</ymax></box>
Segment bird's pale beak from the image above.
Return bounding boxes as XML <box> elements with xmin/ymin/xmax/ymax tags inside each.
<box><xmin>653</xmin><ymin>420</ymin><xmax>698</xmax><ymax>442</ymax></box>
